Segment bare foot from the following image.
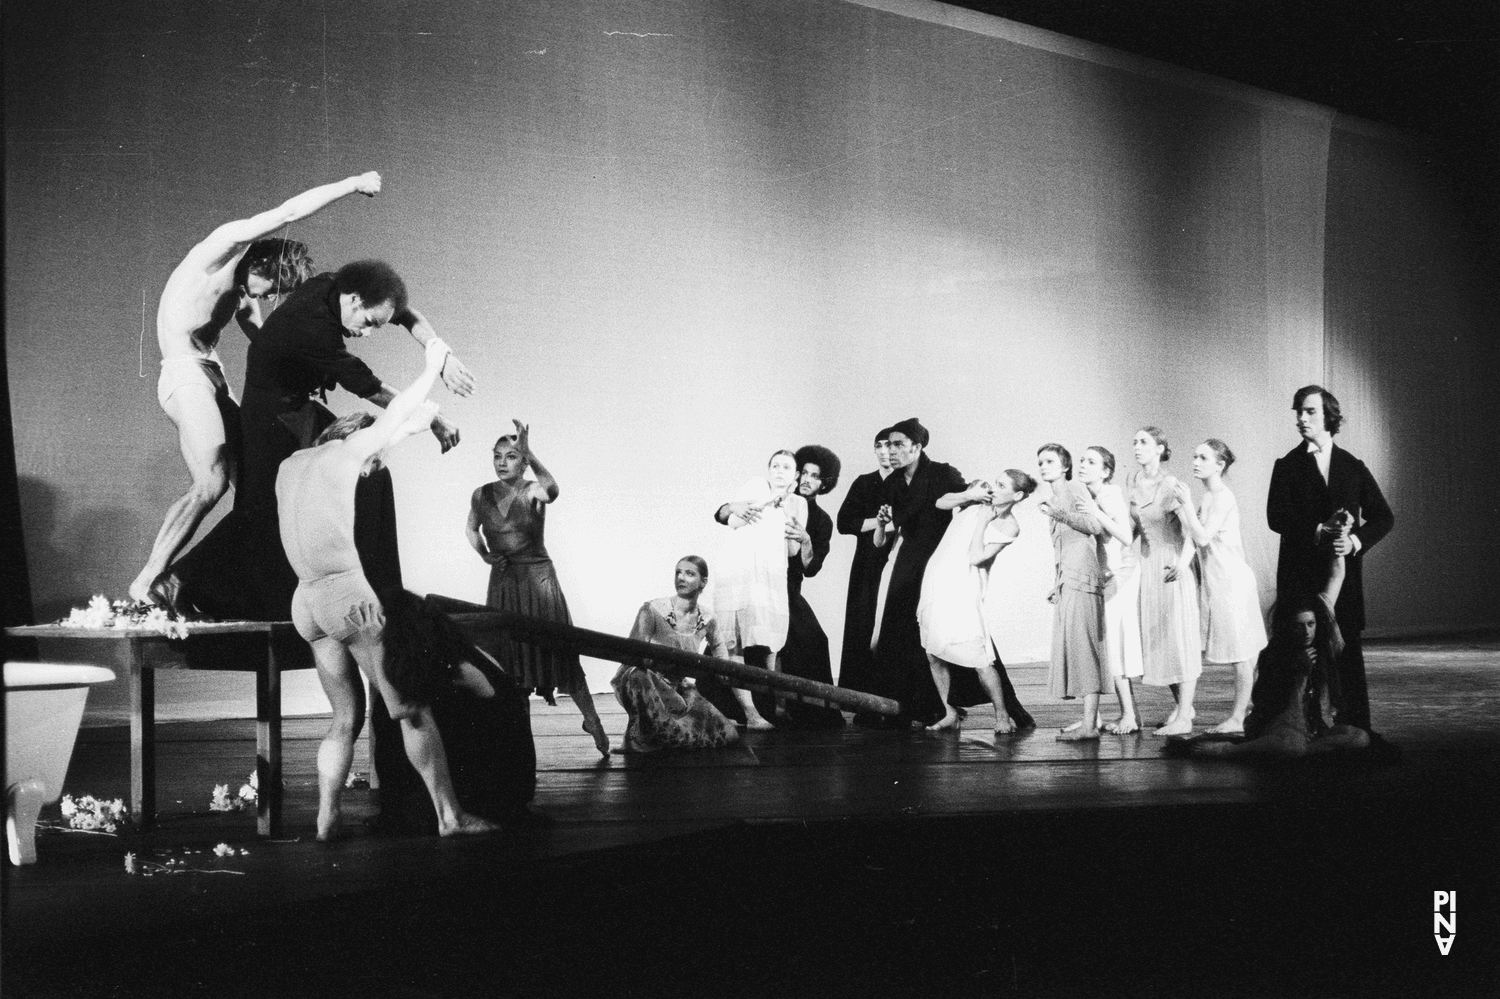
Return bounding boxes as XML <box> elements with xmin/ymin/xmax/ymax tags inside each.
<box><xmin>1104</xmin><ymin>716</ymin><xmax>1140</xmax><ymax>735</ymax></box>
<box><xmin>440</xmin><ymin>812</ymin><xmax>499</xmax><ymax>837</ymax></box>
<box><xmin>927</xmin><ymin>708</ymin><xmax>961</xmax><ymax>731</ymax></box>
<box><xmin>127</xmin><ymin>572</ymin><xmax>154</xmax><ymax>605</ymax></box>
<box><xmin>1057</xmin><ymin>726</ymin><xmax>1101</xmax><ymax>742</ymax></box>
<box><xmin>743</xmin><ymin>715</ymin><xmax>775</xmax><ymax>731</ymax></box>
<box><xmin>583</xmin><ymin>717</ymin><xmax>610</xmax><ymax>757</ymax></box>
<box><xmin>1155</xmin><ymin>714</ymin><xmax>1195</xmax><ymax>736</ymax></box>
<box><xmin>1061</xmin><ymin>713</ymin><xmax>1103</xmax><ymax>734</ymax></box>
<box><xmin>993</xmin><ymin>712</ymin><xmax>1016</xmax><ymax>735</ymax></box>
<box><xmin>1209</xmin><ymin>717</ymin><xmax>1245</xmax><ymax>735</ymax></box>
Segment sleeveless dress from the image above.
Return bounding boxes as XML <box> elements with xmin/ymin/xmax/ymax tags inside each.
<box><xmin>472</xmin><ymin>482</ymin><xmax>584</xmax><ymax>702</ymax></box>
<box><xmin>611</xmin><ymin>598</ymin><xmax>741</xmax><ymax>752</ymax></box>
<box><xmin>917</xmin><ymin>504</ymin><xmax>1010</xmax><ymax>668</ymax></box>
<box><xmin>712</xmin><ymin>478</ymin><xmax>806</xmax><ymax>656</ymax></box>
<box><xmin>1195</xmin><ymin>489</ymin><xmax>1268</xmax><ymax>664</ymax></box>
<box><xmin>1128</xmin><ymin>473</ymin><xmax>1202</xmax><ymax>687</ymax></box>
<box><xmin>1097</xmin><ymin>483</ymin><xmax>1144</xmax><ymax>680</ymax></box>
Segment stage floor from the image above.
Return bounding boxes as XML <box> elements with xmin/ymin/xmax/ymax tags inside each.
<box><xmin>6</xmin><ymin>636</ymin><xmax>1498</xmax><ymax>997</ymax></box>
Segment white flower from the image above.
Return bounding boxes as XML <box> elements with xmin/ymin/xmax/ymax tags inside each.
<box><xmin>124</xmin><ymin>852</ymin><xmax>137</xmax><ymax>875</ymax></box>
<box><xmin>60</xmin><ymin>795</ymin><xmax>77</xmax><ymax>818</ymax></box>
<box><xmin>210</xmin><ymin>784</ymin><xmax>234</xmax><ymax>812</ymax></box>
<box><xmin>213</xmin><ymin>842</ymin><xmax>234</xmax><ymax>857</ymax></box>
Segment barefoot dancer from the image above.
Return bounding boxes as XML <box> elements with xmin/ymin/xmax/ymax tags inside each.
<box><xmin>1173</xmin><ymin>440</ymin><xmax>1267</xmax><ymax>734</ymax></box>
<box><xmin>130</xmin><ymin>172</ymin><xmax>382</xmax><ymax>602</ymax></box>
<box><xmin>1073</xmin><ymin>446</ymin><xmax>1143</xmax><ymax>735</ymax></box>
<box><xmin>713</xmin><ymin>450</ymin><xmax>808</xmax><ymax>730</ymax></box>
<box><xmin>919</xmin><ymin>470</ymin><xmax>1038</xmax><ymax>734</ymax></box>
<box><xmin>467</xmin><ymin>423</ymin><xmax>610</xmax><ymax>756</ymax></box>
<box><xmin>1036</xmin><ymin>445</ymin><xmax>1111</xmax><ymax>742</ymax></box>
<box><xmin>276</xmin><ymin>337</ymin><xmax>493</xmax><ymax>839</ymax></box>
<box><xmin>1127</xmin><ymin>426</ymin><xmax>1202</xmax><ymax>737</ymax></box>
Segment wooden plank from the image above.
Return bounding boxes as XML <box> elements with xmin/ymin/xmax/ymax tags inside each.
<box><xmin>256</xmin><ymin>642</ymin><xmax>283</xmax><ymax>838</ymax></box>
<box><xmin>423</xmin><ymin>593</ymin><xmax>903</xmax><ymax>718</ymax></box>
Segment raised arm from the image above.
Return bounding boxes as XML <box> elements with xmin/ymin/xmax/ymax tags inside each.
<box><xmin>969</xmin><ymin>508</ymin><xmax>1016</xmax><ymax>569</ymax></box>
<box><xmin>341</xmin><ymin>338</ymin><xmax>450</xmax><ymax>463</ymax></box>
<box><xmin>1042</xmin><ymin>484</ymin><xmax>1104</xmax><ymax>536</ymax></box>
<box><xmin>510</xmin><ymin>421</ymin><xmax>559</xmax><ymax>505</ymax></box>
<box><xmin>1171</xmin><ymin>480</ymin><xmax>1213</xmax><ymax>548</ymax></box>
<box><xmin>1320</xmin><ymin>550</ymin><xmax>1348</xmax><ymax>607</ymax></box>
<box><xmin>937</xmin><ymin>480</ymin><xmax>994</xmax><ymax>511</ymax></box>
<box><xmin>1079</xmin><ymin>486</ymin><xmax>1133</xmax><ymax>547</ymax></box>
<box><xmin>188</xmin><ymin>173</ymin><xmax>381</xmax><ymax>273</ymax></box>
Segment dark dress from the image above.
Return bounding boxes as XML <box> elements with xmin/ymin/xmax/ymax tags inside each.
<box><xmin>862</xmin><ymin>455</ymin><xmax>1033</xmax><ymax>727</ymax></box>
<box><xmin>836</xmin><ymin>470</ymin><xmax>893</xmax><ymax>697</ymax></box>
<box><xmin>1267</xmin><ymin>442</ymin><xmax>1394</xmax><ymax>728</ymax></box>
<box><xmin>773</xmin><ymin>497</ymin><xmax>845</xmax><ymax>728</ymax></box>
<box><xmin>168</xmin><ymin>273</ymin><xmax>390</xmax><ymax>621</ymax></box>
<box><xmin>471</xmin><ymin>482</ymin><xmax>586</xmax><ymax>703</ymax></box>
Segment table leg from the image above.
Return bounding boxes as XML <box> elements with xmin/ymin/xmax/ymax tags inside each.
<box><xmin>256</xmin><ymin>644</ymin><xmax>283</xmax><ymax>838</ymax></box>
<box><xmin>128</xmin><ymin>643</ymin><xmax>155</xmax><ymax>830</ymax></box>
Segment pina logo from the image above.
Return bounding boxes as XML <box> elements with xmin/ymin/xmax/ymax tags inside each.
<box><xmin>1433</xmin><ymin>891</ymin><xmax>1456</xmax><ymax>955</ymax></box>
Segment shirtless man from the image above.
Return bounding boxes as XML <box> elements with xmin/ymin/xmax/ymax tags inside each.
<box><xmin>276</xmin><ymin>336</ymin><xmax>492</xmax><ymax>839</ymax></box>
<box><xmin>129</xmin><ymin>173</ymin><xmax>383</xmax><ymax>602</ymax></box>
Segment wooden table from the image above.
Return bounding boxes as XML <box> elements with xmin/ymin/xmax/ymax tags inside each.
<box><xmin>5</xmin><ymin>622</ymin><xmax>312</xmax><ymax>837</ymax></box>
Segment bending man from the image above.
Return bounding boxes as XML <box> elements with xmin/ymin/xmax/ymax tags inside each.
<box><xmin>276</xmin><ymin>336</ymin><xmax>492</xmax><ymax>839</ymax></box>
<box><xmin>131</xmin><ymin>172</ymin><xmax>384</xmax><ymax>602</ymax></box>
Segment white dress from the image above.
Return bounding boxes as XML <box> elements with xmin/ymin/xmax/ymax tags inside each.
<box><xmin>1195</xmin><ymin>489</ymin><xmax>1268</xmax><ymax>664</ymax></box>
<box><xmin>917</xmin><ymin>504</ymin><xmax>1010</xmax><ymax>668</ymax></box>
<box><xmin>712</xmin><ymin>478</ymin><xmax>807</xmax><ymax>656</ymax></box>
<box><xmin>1097</xmin><ymin>483</ymin><xmax>1144</xmax><ymax>680</ymax></box>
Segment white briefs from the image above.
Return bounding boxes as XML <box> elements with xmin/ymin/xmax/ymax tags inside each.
<box><xmin>157</xmin><ymin>352</ymin><xmax>232</xmax><ymax>409</ymax></box>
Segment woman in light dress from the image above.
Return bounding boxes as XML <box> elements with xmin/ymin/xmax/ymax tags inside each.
<box><xmin>917</xmin><ymin>469</ymin><xmax>1039</xmax><ymax>734</ymax></box>
<box><xmin>712</xmin><ymin>450</ymin><xmax>808</xmax><ymax>730</ymax></box>
<box><xmin>1126</xmin><ymin>426</ymin><xmax>1202</xmax><ymax>737</ymax></box>
<box><xmin>1172</xmin><ymin>439</ymin><xmax>1268</xmax><ymax>734</ymax></box>
<box><xmin>612</xmin><ymin>556</ymin><xmax>741</xmax><ymax>753</ymax></box>
<box><xmin>1073</xmin><ymin>446</ymin><xmax>1144</xmax><ymax>734</ymax></box>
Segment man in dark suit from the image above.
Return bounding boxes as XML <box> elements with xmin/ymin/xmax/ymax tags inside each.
<box><xmin>1267</xmin><ymin>385</ymin><xmax>1395</xmax><ymax>730</ymax></box>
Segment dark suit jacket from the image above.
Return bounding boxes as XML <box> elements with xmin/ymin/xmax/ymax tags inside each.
<box><xmin>1266</xmin><ymin>442</ymin><xmax>1394</xmax><ymax>632</ymax></box>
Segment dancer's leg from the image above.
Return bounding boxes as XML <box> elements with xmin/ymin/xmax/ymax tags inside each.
<box><xmin>309</xmin><ymin>636</ymin><xmax>364</xmax><ymax>841</ymax></box>
<box><xmin>1210</xmin><ymin>660</ymin><xmax>1254</xmax><ymax>734</ymax></box>
<box><xmin>734</xmin><ymin>648</ymin><xmax>774</xmax><ymax>730</ymax></box>
<box><xmin>348</xmin><ymin>633</ymin><xmax>494</xmax><ymax>836</ymax></box>
<box><xmin>926</xmin><ymin>655</ymin><xmax>960</xmax><ymax>730</ymax></box>
<box><xmin>972</xmin><ymin>664</ymin><xmax>1014</xmax><ymax>733</ymax></box>
<box><xmin>1156</xmin><ymin>677</ymin><xmax>1198</xmax><ymax>736</ymax></box>
<box><xmin>569</xmin><ymin>671</ymin><xmax>610</xmax><ymax>756</ymax></box>
<box><xmin>130</xmin><ymin>383</ymin><xmax>234</xmax><ymax>602</ymax></box>
<box><xmin>1106</xmin><ymin>677</ymin><xmax>1140</xmax><ymax>734</ymax></box>
<box><xmin>1058</xmin><ymin>693</ymin><xmax>1101</xmax><ymax>741</ymax></box>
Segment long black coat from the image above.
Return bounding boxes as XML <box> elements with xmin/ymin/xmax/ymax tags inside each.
<box><xmin>1267</xmin><ymin>442</ymin><xmax>1394</xmax><ymax>632</ymax></box>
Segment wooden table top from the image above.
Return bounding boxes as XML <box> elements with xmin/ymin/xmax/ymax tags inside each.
<box><xmin>6</xmin><ymin>621</ymin><xmax>298</xmax><ymax>639</ymax></box>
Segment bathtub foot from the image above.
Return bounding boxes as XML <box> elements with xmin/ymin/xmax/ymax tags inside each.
<box><xmin>7</xmin><ymin>778</ymin><xmax>46</xmax><ymax>866</ymax></box>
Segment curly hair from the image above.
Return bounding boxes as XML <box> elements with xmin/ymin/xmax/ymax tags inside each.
<box><xmin>794</xmin><ymin>444</ymin><xmax>841</xmax><ymax>493</ymax></box>
<box><xmin>333</xmin><ymin>259</ymin><xmax>408</xmax><ymax>314</ymax></box>
<box><xmin>236</xmin><ymin>238</ymin><xmax>314</xmax><ymax>294</ymax></box>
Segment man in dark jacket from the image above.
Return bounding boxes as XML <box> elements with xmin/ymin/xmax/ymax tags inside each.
<box><xmin>1267</xmin><ymin>384</ymin><xmax>1395</xmax><ymax>730</ymax></box>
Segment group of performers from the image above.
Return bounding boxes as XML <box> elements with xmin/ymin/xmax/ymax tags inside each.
<box><xmin>129</xmin><ymin>174</ymin><xmax>1397</xmax><ymax>837</ymax></box>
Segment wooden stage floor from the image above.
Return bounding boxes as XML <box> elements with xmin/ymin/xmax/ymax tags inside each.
<box><xmin>5</xmin><ymin>636</ymin><xmax>1498</xmax><ymax>998</ymax></box>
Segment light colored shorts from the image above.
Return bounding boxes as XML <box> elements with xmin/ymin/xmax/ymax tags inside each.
<box><xmin>291</xmin><ymin>570</ymin><xmax>385</xmax><ymax>644</ymax></box>
<box><xmin>157</xmin><ymin>352</ymin><xmax>230</xmax><ymax>409</ymax></box>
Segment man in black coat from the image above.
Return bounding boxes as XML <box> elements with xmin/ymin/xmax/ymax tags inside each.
<box><xmin>1266</xmin><ymin>384</ymin><xmax>1395</xmax><ymax>730</ymax></box>
<box><xmin>863</xmin><ymin>418</ymin><xmax>1031</xmax><ymax>728</ymax></box>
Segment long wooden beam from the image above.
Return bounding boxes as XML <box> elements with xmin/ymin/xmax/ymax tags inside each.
<box><xmin>425</xmin><ymin>594</ymin><xmax>903</xmax><ymax>719</ymax></box>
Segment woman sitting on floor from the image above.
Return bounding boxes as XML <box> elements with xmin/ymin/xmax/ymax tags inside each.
<box><xmin>612</xmin><ymin>556</ymin><xmax>741</xmax><ymax>753</ymax></box>
<box><xmin>1168</xmin><ymin>513</ymin><xmax>1370</xmax><ymax>759</ymax></box>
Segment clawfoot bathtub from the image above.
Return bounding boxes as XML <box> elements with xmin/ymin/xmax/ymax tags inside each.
<box><xmin>6</xmin><ymin>662</ymin><xmax>115</xmax><ymax>865</ymax></box>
